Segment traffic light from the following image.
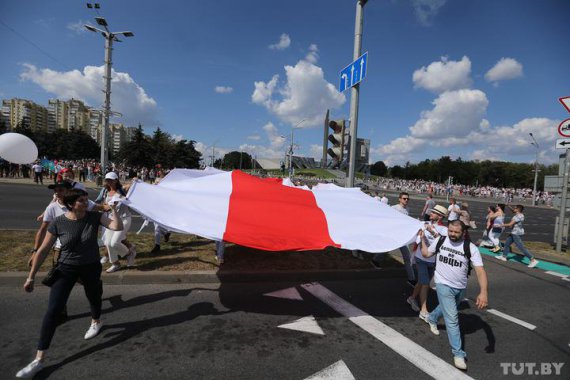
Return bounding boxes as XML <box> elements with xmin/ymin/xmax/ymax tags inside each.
<box><xmin>327</xmin><ymin>119</ymin><xmax>346</xmax><ymax>164</ymax></box>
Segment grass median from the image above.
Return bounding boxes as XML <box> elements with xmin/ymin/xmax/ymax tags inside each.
<box><xmin>0</xmin><ymin>230</ymin><xmax>397</xmax><ymax>272</ymax></box>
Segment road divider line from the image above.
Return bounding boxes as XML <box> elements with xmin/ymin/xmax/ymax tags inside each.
<box><xmin>545</xmin><ymin>271</ymin><xmax>570</xmax><ymax>281</ymax></box>
<box><xmin>301</xmin><ymin>282</ymin><xmax>474</xmax><ymax>380</ymax></box>
<box><xmin>487</xmin><ymin>309</ymin><xmax>537</xmax><ymax>330</ymax></box>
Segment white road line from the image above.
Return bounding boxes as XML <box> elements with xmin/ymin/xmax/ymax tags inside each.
<box><xmin>545</xmin><ymin>271</ymin><xmax>570</xmax><ymax>281</ymax></box>
<box><xmin>486</xmin><ymin>309</ymin><xmax>537</xmax><ymax>330</ymax></box>
<box><xmin>264</xmin><ymin>287</ymin><xmax>304</xmax><ymax>301</ymax></box>
<box><xmin>278</xmin><ymin>315</ymin><xmax>325</xmax><ymax>336</ymax></box>
<box><xmin>301</xmin><ymin>282</ymin><xmax>474</xmax><ymax>380</ymax></box>
<box><xmin>304</xmin><ymin>360</ymin><xmax>355</xmax><ymax>380</ymax></box>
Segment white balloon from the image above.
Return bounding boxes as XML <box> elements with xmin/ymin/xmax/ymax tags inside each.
<box><xmin>0</xmin><ymin>133</ymin><xmax>39</xmax><ymax>164</ymax></box>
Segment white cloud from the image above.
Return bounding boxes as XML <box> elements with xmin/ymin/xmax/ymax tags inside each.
<box><xmin>172</xmin><ymin>134</ymin><xmax>184</xmax><ymax>142</ymax></box>
<box><xmin>247</xmin><ymin>134</ymin><xmax>261</xmax><ymax>141</ymax></box>
<box><xmin>67</xmin><ymin>20</ymin><xmax>89</xmax><ymax>34</ymax></box>
<box><xmin>485</xmin><ymin>58</ymin><xmax>523</xmax><ymax>84</ymax></box>
<box><xmin>214</xmin><ymin>86</ymin><xmax>233</xmax><ymax>94</ymax></box>
<box><xmin>239</xmin><ymin>143</ymin><xmax>285</xmax><ymax>159</ymax></box>
<box><xmin>262</xmin><ymin>122</ymin><xmax>286</xmax><ymax>149</ymax></box>
<box><xmin>412</xmin><ymin>56</ymin><xmax>472</xmax><ymax>93</ymax></box>
<box><xmin>252</xmin><ymin>58</ymin><xmax>346</xmax><ymax>127</ymax></box>
<box><xmin>412</xmin><ymin>0</ymin><xmax>448</xmax><ymax>26</ymax></box>
<box><xmin>310</xmin><ymin>144</ymin><xmax>323</xmax><ymax>159</ymax></box>
<box><xmin>305</xmin><ymin>44</ymin><xmax>319</xmax><ymax>64</ymax></box>
<box><xmin>20</xmin><ymin>63</ymin><xmax>158</xmax><ymax>126</ymax></box>
<box><xmin>409</xmin><ymin>89</ymin><xmax>488</xmax><ymax>138</ymax></box>
<box><xmin>269</xmin><ymin>33</ymin><xmax>291</xmax><ymax>50</ymax></box>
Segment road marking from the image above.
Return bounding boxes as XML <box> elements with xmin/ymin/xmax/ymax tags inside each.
<box><xmin>487</xmin><ymin>309</ymin><xmax>537</xmax><ymax>330</ymax></box>
<box><xmin>264</xmin><ymin>287</ymin><xmax>303</xmax><ymax>301</ymax></box>
<box><xmin>304</xmin><ymin>360</ymin><xmax>355</xmax><ymax>380</ymax></box>
<box><xmin>278</xmin><ymin>315</ymin><xmax>325</xmax><ymax>336</ymax></box>
<box><xmin>301</xmin><ymin>282</ymin><xmax>474</xmax><ymax>380</ymax></box>
<box><xmin>545</xmin><ymin>271</ymin><xmax>570</xmax><ymax>281</ymax></box>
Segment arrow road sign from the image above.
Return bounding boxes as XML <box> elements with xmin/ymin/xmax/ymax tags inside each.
<box><xmin>556</xmin><ymin>138</ymin><xmax>570</xmax><ymax>150</ymax></box>
<box><xmin>339</xmin><ymin>52</ymin><xmax>368</xmax><ymax>93</ymax></box>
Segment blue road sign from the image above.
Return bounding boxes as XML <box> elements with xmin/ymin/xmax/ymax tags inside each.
<box><xmin>339</xmin><ymin>51</ymin><xmax>368</xmax><ymax>93</ymax></box>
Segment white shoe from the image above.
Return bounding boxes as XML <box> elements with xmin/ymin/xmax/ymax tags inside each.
<box><xmin>454</xmin><ymin>356</ymin><xmax>467</xmax><ymax>370</ymax></box>
<box><xmin>418</xmin><ymin>311</ymin><xmax>429</xmax><ymax>323</ymax></box>
<box><xmin>106</xmin><ymin>264</ymin><xmax>121</xmax><ymax>273</ymax></box>
<box><xmin>127</xmin><ymin>246</ymin><xmax>137</xmax><ymax>267</ymax></box>
<box><xmin>100</xmin><ymin>256</ymin><xmax>108</xmax><ymax>264</ymax></box>
<box><xmin>527</xmin><ymin>259</ymin><xmax>539</xmax><ymax>268</ymax></box>
<box><xmin>16</xmin><ymin>359</ymin><xmax>43</xmax><ymax>378</ymax></box>
<box><xmin>84</xmin><ymin>321</ymin><xmax>102</xmax><ymax>340</ymax></box>
<box><xmin>406</xmin><ymin>296</ymin><xmax>420</xmax><ymax>312</ymax></box>
<box><xmin>494</xmin><ymin>255</ymin><xmax>507</xmax><ymax>262</ymax></box>
<box><xmin>428</xmin><ymin>321</ymin><xmax>439</xmax><ymax>336</ymax></box>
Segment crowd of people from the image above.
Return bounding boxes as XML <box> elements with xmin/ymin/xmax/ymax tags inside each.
<box><xmin>10</xmin><ymin>159</ymin><xmax>546</xmax><ymax>377</ymax></box>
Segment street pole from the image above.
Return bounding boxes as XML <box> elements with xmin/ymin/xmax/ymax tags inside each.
<box><xmin>101</xmin><ymin>34</ymin><xmax>113</xmax><ymax>175</ymax></box>
<box><xmin>289</xmin><ymin>129</ymin><xmax>293</xmax><ymax>177</ymax></box>
<box><xmin>556</xmin><ymin>150</ymin><xmax>568</xmax><ymax>252</ymax></box>
<box><xmin>347</xmin><ymin>0</ymin><xmax>366</xmax><ymax>188</ymax></box>
<box><xmin>239</xmin><ymin>151</ymin><xmax>243</xmax><ymax>170</ymax></box>
<box><xmin>530</xmin><ymin>133</ymin><xmax>539</xmax><ymax>206</ymax></box>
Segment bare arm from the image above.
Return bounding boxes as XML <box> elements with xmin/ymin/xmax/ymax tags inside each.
<box><xmin>30</xmin><ymin>222</ymin><xmax>50</xmax><ymax>267</ymax></box>
<box><xmin>24</xmin><ymin>232</ymin><xmax>57</xmax><ymax>292</ymax></box>
<box><xmin>100</xmin><ymin>204</ymin><xmax>124</xmax><ymax>231</ymax></box>
<box><xmin>419</xmin><ymin>230</ymin><xmax>434</xmax><ymax>258</ymax></box>
<box><xmin>473</xmin><ymin>266</ymin><xmax>488</xmax><ymax>309</ymax></box>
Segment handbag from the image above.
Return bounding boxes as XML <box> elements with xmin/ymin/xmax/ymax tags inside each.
<box><xmin>41</xmin><ymin>266</ymin><xmax>59</xmax><ymax>287</ymax></box>
<box><xmin>491</xmin><ymin>226</ymin><xmax>502</xmax><ymax>233</ymax></box>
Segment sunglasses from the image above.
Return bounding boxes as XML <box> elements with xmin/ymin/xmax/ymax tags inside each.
<box><xmin>401</xmin><ymin>197</ymin><xmax>409</xmax><ymax>200</ymax></box>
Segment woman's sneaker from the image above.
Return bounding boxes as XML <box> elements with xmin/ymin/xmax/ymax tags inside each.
<box><xmin>100</xmin><ymin>256</ymin><xmax>109</xmax><ymax>264</ymax></box>
<box><xmin>16</xmin><ymin>359</ymin><xmax>43</xmax><ymax>378</ymax></box>
<box><xmin>528</xmin><ymin>259</ymin><xmax>539</xmax><ymax>268</ymax></box>
<box><xmin>406</xmin><ymin>296</ymin><xmax>420</xmax><ymax>312</ymax></box>
<box><xmin>454</xmin><ymin>356</ymin><xmax>467</xmax><ymax>370</ymax></box>
<box><xmin>418</xmin><ymin>311</ymin><xmax>429</xmax><ymax>323</ymax></box>
<box><xmin>106</xmin><ymin>264</ymin><xmax>121</xmax><ymax>273</ymax></box>
<box><xmin>84</xmin><ymin>321</ymin><xmax>103</xmax><ymax>339</ymax></box>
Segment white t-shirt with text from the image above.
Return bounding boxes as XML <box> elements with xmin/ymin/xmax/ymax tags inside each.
<box><xmin>428</xmin><ymin>237</ymin><xmax>483</xmax><ymax>289</ymax></box>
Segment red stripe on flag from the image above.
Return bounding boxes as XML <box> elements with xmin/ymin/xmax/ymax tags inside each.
<box><xmin>223</xmin><ymin>171</ymin><xmax>338</xmax><ymax>251</ymax></box>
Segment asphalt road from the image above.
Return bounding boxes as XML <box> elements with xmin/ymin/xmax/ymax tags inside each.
<box><xmin>0</xmin><ymin>183</ymin><xmax>559</xmax><ymax>243</ymax></box>
<box><xmin>1</xmin><ymin>257</ymin><xmax>569</xmax><ymax>379</ymax></box>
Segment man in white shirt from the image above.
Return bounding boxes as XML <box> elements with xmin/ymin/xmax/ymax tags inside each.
<box><xmin>447</xmin><ymin>197</ymin><xmax>460</xmax><ymax>221</ymax></box>
<box><xmin>380</xmin><ymin>193</ymin><xmax>389</xmax><ymax>204</ymax></box>
<box><xmin>420</xmin><ymin>220</ymin><xmax>488</xmax><ymax>370</ymax></box>
<box><xmin>32</xmin><ymin>161</ymin><xmax>44</xmax><ymax>185</ymax></box>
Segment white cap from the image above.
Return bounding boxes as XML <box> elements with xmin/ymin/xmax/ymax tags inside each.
<box><xmin>104</xmin><ymin>172</ymin><xmax>118</xmax><ymax>180</ymax></box>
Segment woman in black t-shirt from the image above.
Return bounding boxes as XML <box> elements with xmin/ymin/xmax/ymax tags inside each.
<box><xmin>16</xmin><ymin>189</ymin><xmax>123</xmax><ymax>379</ymax></box>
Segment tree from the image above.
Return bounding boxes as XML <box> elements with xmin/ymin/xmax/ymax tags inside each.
<box><xmin>221</xmin><ymin>151</ymin><xmax>252</xmax><ymax>170</ymax></box>
<box><xmin>370</xmin><ymin>160</ymin><xmax>388</xmax><ymax>176</ymax></box>
<box><xmin>117</xmin><ymin>124</ymin><xmax>153</xmax><ymax>167</ymax></box>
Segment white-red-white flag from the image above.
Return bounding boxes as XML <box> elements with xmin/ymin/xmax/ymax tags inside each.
<box><xmin>126</xmin><ymin>169</ymin><xmax>422</xmax><ymax>252</ymax></box>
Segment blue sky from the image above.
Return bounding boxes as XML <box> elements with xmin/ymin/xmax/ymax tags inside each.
<box><xmin>1</xmin><ymin>0</ymin><xmax>569</xmax><ymax>166</ymax></box>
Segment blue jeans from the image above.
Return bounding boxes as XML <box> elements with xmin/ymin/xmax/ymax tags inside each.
<box><xmin>428</xmin><ymin>283</ymin><xmax>466</xmax><ymax>358</ymax></box>
<box><xmin>503</xmin><ymin>234</ymin><xmax>534</xmax><ymax>260</ymax></box>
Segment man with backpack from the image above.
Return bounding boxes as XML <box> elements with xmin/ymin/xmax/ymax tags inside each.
<box><xmin>419</xmin><ymin>220</ymin><xmax>488</xmax><ymax>370</ymax></box>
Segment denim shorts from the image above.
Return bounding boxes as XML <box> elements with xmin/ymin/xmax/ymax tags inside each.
<box><xmin>416</xmin><ymin>258</ymin><xmax>435</xmax><ymax>285</ymax></box>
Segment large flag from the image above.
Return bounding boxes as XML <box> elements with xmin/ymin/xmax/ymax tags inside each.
<box><xmin>125</xmin><ymin>169</ymin><xmax>422</xmax><ymax>252</ymax></box>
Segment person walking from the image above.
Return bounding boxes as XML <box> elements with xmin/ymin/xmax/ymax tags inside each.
<box><xmin>489</xmin><ymin>204</ymin><xmax>505</xmax><ymax>253</ymax></box>
<box><xmin>392</xmin><ymin>192</ymin><xmax>416</xmax><ymax>286</ymax></box>
<box><xmin>407</xmin><ymin>205</ymin><xmax>448</xmax><ymax>321</ymax></box>
<box><xmin>97</xmin><ymin>172</ymin><xmax>136</xmax><ymax>272</ymax></box>
<box><xmin>456</xmin><ymin>202</ymin><xmax>472</xmax><ymax>240</ymax></box>
<box><xmin>16</xmin><ymin>189</ymin><xmax>123</xmax><ymax>378</ymax></box>
<box><xmin>447</xmin><ymin>197</ymin><xmax>460</xmax><ymax>222</ymax></box>
<box><xmin>420</xmin><ymin>220</ymin><xmax>488</xmax><ymax>370</ymax></box>
<box><xmin>495</xmin><ymin>205</ymin><xmax>539</xmax><ymax>268</ymax></box>
<box><xmin>420</xmin><ymin>194</ymin><xmax>436</xmax><ymax>221</ymax></box>
<box><xmin>32</xmin><ymin>161</ymin><xmax>43</xmax><ymax>185</ymax></box>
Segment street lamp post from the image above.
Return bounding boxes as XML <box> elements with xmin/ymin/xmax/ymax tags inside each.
<box><xmin>529</xmin><ymin>133</ymin><xmax>539</xmax><ymax>206</ymax></box>
<box><xmin>84</xmin><ymin>6</ymin><xmax>133</xmax><ymax>176</ymax></box>
<box><xmin>288</xmin><ymin>119</ymin><xmax>306</xmax><ymax>178</ymax></box>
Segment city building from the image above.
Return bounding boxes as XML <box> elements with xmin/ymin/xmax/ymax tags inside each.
<box><xmin>1</xmin><ymin>98</ymin><xmax>48</xmax><ymax>132</ymax></box>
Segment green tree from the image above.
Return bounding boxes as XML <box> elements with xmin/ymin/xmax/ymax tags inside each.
<box><xmin>117</xmin><ymin>124</ymin><xmax>153</xmax><ymax>167</ymax></box>
<box><xmin>221</xmin><ymin>151</ymin><xmax>252</xmax><ymax>170</ymax></box>
<box><xmin>370</xmin><ymin>160</ymin><xmax>388</xmax><ymax>176</ymax></box>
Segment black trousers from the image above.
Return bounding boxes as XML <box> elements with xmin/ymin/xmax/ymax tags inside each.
<box><xmin>38</xmin><ymin>262</ymin><xmax>103</xmax><ymax>350</ymax></box>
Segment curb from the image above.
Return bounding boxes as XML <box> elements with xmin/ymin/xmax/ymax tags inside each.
<box><xmin>0</xmin><ymin>268</ymin><xmax>405</xmax><ymax>286</ymax></box>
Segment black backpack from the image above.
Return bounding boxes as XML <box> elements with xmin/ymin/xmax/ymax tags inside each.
<box><xmin>434</xmin><ymin>235</ymin><xmax>472</xmax><ymax>276</ymax></box>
